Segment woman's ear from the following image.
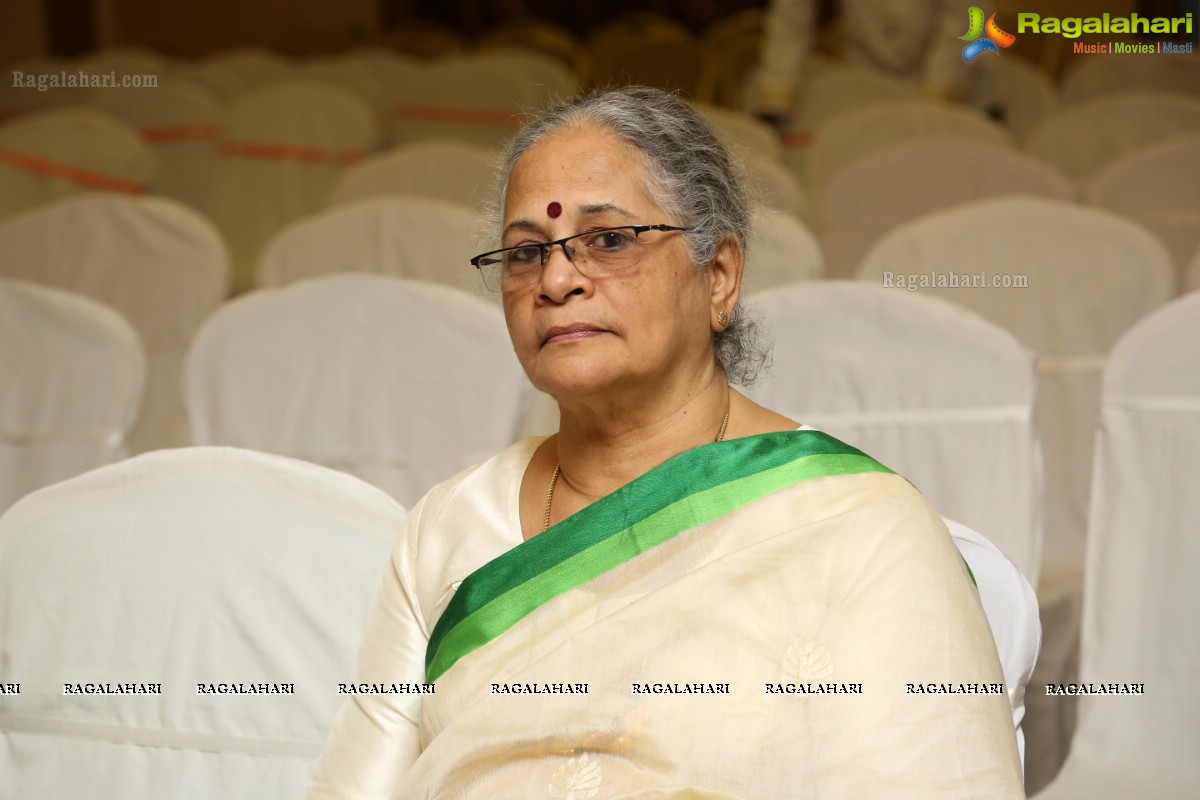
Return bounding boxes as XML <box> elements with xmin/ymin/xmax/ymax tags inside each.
<box><xmin>709</xmin><ymin>233</ymin><xmax>745</xmax><ymax>331</ymax></box>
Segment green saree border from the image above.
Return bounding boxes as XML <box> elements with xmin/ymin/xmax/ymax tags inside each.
<box><xmin>424</xmin><ymin>430</ymin><xmax>895</xmax><ymax>682</ymax></box>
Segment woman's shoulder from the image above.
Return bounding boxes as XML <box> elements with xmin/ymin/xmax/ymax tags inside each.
<box><xmin>776</xmin><ymin>426</ymin><xmax>947</xmax><ymax>543</ymax></box>
<box><xmin>396</xmin><ymin>437</ymin><xmax>548</xmax><ymax>622</ymax></box>
<box><xmin>410</xmin><ymin>436</ymin><xmax>546</xmax><ymax>525</ymax></box>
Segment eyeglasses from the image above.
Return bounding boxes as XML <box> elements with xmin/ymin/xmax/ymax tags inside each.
<box><xmin>470</xmin><ymin>224</ymin><xmax>691</xmax><ymax>292</ymax></box>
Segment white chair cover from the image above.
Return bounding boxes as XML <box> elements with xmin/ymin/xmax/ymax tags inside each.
<box><xmin>695</xmin><ymin>102</ymin><xmax>782</xmax><ymax>163</ymax></box>
<box><xmin>1085</xmin><ymin>134</ymin><xmax>1200</xmax><ymax>291</ymax></box>
<box><xmin>741</xmin><ymin>148</ymin><xmax>807</xmax><ymax>220</ymax></box>
<box><xmin>0</xmin><ymin>446</ymin><xmax>402</xmax><ymax>800</ymax></box>
<box><xmin>0</xmin><ymin>193</ymin><xmax>230</xmax><ymax>453</ymax></box>
<box><xmin>741</xmin><ymin>206</ymin><xmax>822</xmax><ymax>296</ymax></box>
<box><xmin>342</xmin><ymin>50</ymin><xmax>428</xmax><ymax>139</ymax></box>
<box><xmin>0</xmin><ymin>106</ymin><xmax>154</xmax><ymax>221</ymax></box>
<box><xmin>190</xmin><ymin>47</ymin><xmax>294</xmax><ymax>98</ymax></box>
<box><xmin>185</xmin><ymin>274</ymin><xmax>527</xmax><ymax>508</ymax></box>
<box><xmin>204</xmin><ymin>80</ymin><xmax>378</xmax><ymax>294</ymax></box>
<box><xmin>856</xmin><ymin>197</ymin><xmax>1175</xmax><ymax>788</ymax></box>
<box><xmin>467</xmin><ymin>48</ymin><xmax>577</xmax><ymax>102</ymax></box>
<box><xmin>856</xmin><ymin>196</ymin><xmax>1174</xmax><ymax>577</ymax></box>
<box><xmin>74</xmin><ymin>47</ymin><xmax>165</xmax><ymax>80</ymax></box>
<box><xmin>86</xmin><ymin>76</ymin><xmax>225</xmax><ymax>210</ymax></box>
<box><xmin>945</xmin><ymin>517</ymin><xmax>1041</xmax><ymax>773</ymax></box>
<box><xmin>788</xmin><ymin>64</ymin><xmax>919</xmax><ymax>142</ymax></box>
<box><xmin>1034</xmin><ymin>291</ymin><xmax>1200</xmax><ymax>798</ymax></box>
<box><xmin>805</xmin><ymin>99</ymin><xmax>1010</xmax><ymax>201</ymax></box>
<box><xmin>1027</xmin><ymin>91</ymin><xmax>1200</xmax><ymax>186</ymax></box>
<box><xmin>968</xmin><ymin>55</ymin><xmax>1059</xmax><ymax>145</ymax></box>
<box><xmin>820</xmin><ymin>136</ymin><xmax>1074</xmax><ymax>279</ymax></box>
<box><xmin>0</xmin><ymin>57</ymin><xmax>87</xmax><ymax>123</ymax></box>
<box><xmin>1189</xmin><ymin>245</ymin><xmax>1200</xmax><ymax>294</ymax></box>
<box><xmin>255</xmin><ymin>196</ymin><xmax>486</xmax><ymax>300</ymax></box>
<box><xmin>1061</xmin><ymin>54</ymin><xmax>1200</xmax><ymax>105</ymax></box>
<box><xmin>299</xmin><ymin>56</ymin><xmax>392</xmax><ymax>118</ymax></box>
<box><xmin>328</xmin><ymin>141</ymin><xmax>496</xmax><ymax>211</ymax></box>
<box><xmin>388</xmin><ymin>55</ymin><xmax>551</xmax><ymax>149</ymax></box>
<box><xmin>744</xmin><ymin>282</ymin><xmax>1041</xmax><ymax>584</ymax></box>
<box><xmin>0</xmin><ymin>278</ymin><xmax>145</xmax><ymax>514</ymax></box>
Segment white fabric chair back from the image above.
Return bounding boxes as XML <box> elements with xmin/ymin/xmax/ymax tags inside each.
<box><xmin>944</xmin><ymin>517</ymin><xmax>1041</xmax><ymax>770</ymax></box>
<box><xmin>185</xmin><ymin>274</ymin><xmax>527</xmax><ymax>507</ymax></box>
<box><xmin>339</xmin><ymin>50</ymin><xmax>428</xmax><ymax>138</ymax></box>
<box><xmin>820</xmin><ymin>136</ymin><xmax>1073</xmax><ymax>279</ymax></box>
<box><xmin>204</xmin><ymin>80</ymin><xmax>378</xmax><ymax>293</ymax></box>
<box><xmin>0</xmin><ymin>106</ymin><xmax>154</xmax><ymax>221</ymax></box>
<box><xmin>1027</xmin><ymin>90</ymin><xmax>1200</xmax><ymax>186</ymax></box>
<box><xmin>468</xmin><ymin>48</ymin><xmax>577</xmax><ymax>102</ymax></box>
<box><xmin>1189</xmin><ymin>244</ymin><xmax>1200</xmax><ymax>294</ymax></box>
<box><xmin>0</xmin><ymin>446</ymin><xmax>401</xmax><ymax>800</ymax></box>
<box><xmin>1035</xmin><ymin>291</ymin><xmax>1200</xmax><ymax>798</ymax></box>
<box><xmin>741</xmin><ymin>206</ymin><xmax>822</xmax><ymax>295</ymax></box>
<box><xmin>741</xmin><ymin>149</ymin><xmax>807</xmax><ymax>219</ymax></box>
<box><xmin>0</xmin><ymin>57</ymin><xmax>87</xmax><ymax>123</ymax></box>
<box><xmin>0</xmin><ymin>193</ymin><xmax>230</xmax><ymax>453</ymax></box>
<box><xmin>86</xmin><ymin>76</ymin><xmax>225</xmax><ymax>210</ymax></box>
<box><xmin>1061</xmin><ymin>54</ymin><xmax>1200</xmax><ymax>105</ymax></box>
<box><xmin>968</xmin><ymin>56</ymin><xmax>1058</xmax><ymax>145</ymax></box>
<box><xmin>388</xmin><ymin>56</ymin><xmax>551</xmax><ymax>149</ymax></box>
<box><xmin>695</xmin><ymin>102</ymin><xmax>782</xmax><ymax>162</ymax></box>
<box><xmin>299</xmin><ymin>56</ymin><xmax>392</xmax><ymax>117</ymax></box>
<box><xmin>328</xmin><ymin>140</ymin><xmax>496</xmax><ymax>210</ymax></box>
<box><xmin>856</xmin><ymin>196</ymin><xmax>1174</xmax><ymax>580</ymax></box>
<box><xmin>190</xmin><ymin>47</ymin><xmax>294</xmax><ymax>98</ymax></box>
<box><xmin>789</xmin><ymin>64</ymin><xmax>918</xmax><ymax>140</ymax></box>
<box><xmin>806</xmin><ymin>100</ymin><xmax>1010</xmax><ymax>200</ymax></box>
<box><xmin>74</xmin><ymin>47</ymin><xmax>165</xmax><ymax>80</ymax></box>
<box><xmin>745</xmin><ymin>282</ymin><xmax>1041</xmax><ymax>584</ymax></box>
<box><xmin>1085</xmin><ymin>133</ymin><xmax>1200</xmax><ymax>291</ymax></box>
<box><xmin>255</xmin><ymin>196</ymin><xmax>486</xmax><ymax>300</ymax></box>
<box><xmin>0</xmin><ymin>278</ymin><xmax>145</xmax><ymax>514</ymax></box>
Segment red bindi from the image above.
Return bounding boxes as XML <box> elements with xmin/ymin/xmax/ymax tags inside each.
<box><xmin>546</xmin><ymin>201</ymin><xmax>562</xmax><ymax>218</ymax></box>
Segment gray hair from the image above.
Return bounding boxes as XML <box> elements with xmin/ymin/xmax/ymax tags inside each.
<box><xmin>492</xmin><ymin>86</ymin><xmax>771</xmax><ymax>386</ymax></box>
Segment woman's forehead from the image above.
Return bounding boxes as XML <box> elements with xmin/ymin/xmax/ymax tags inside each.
<box><xmin>505</xmin><ymin>126</ymin><xmax>658</xmax><ymax>217</ymax></box>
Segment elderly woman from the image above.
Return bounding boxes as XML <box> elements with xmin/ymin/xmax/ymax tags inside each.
<box><xmin>305</xmin><ymin>87</ymin><xmax>1023</xmax><ymax>798</ymax></box>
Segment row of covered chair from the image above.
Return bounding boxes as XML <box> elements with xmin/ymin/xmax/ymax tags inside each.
<box><xmin>3</xmin><ymin>280</ymin><xmax>1197</xmax><ymax>797</ymax></box>
<box><xmin>3</xmin><ymin>66</ymin><xmax>1197</xmax><ymax>297</ymax></box>
<box><xmin>0</xmin><ymin>449</ymin><xmax>1040</xmax><ymax>796</ymax></box>
<box><xmin>0</xmin><ymin>446</ymin><xmax>403</xmax><ymax>799</ymax></box>
<box><xmin>7</xmin><ymin>259</ymin><xmax>1196</xmax><ymax>565</ymax></box>
<box><xmin>3</xmin><ymin>112</ymin><xmax>1196</xmax><ymax>297</ymax></box>
<box><xmin>3</xmin><ymin>176</ymin><xmax>1198</xmax><ymax>463</ymax></box>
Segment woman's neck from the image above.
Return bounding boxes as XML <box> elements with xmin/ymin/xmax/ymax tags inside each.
<box><xmin>551</xmin><ymin>368</ymin><xmax>731</xmax><ymax>505</ymax></box>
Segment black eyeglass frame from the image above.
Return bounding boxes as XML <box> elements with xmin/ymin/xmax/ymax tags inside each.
<box><xmin>470</xmin><ymin>224</ymin><xmax>692</xmax><ymax>286</ymax></box>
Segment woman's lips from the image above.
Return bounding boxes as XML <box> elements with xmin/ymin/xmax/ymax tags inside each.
<box><xmin>542</xmin><ymin>324</ymin><xmax>607</xmax><ymax>345</ymax></box>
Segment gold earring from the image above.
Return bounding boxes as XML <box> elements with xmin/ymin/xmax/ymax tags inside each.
<box><xmin>717</xmin><ymin>309</ymin><xmax>729</xmax><ymax>327</ymax></box>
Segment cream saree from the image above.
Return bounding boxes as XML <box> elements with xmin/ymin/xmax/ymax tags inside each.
<box><xmin>307</xmin><ymin>431</ymin><xmax>1024</xmax><ymax>799</ymax></box>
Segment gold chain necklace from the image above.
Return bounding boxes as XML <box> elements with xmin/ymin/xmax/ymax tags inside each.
<box><xmin>543</xmin><ymin>402</ymin><xmax>731</xmax><ymax>532</ymax></box>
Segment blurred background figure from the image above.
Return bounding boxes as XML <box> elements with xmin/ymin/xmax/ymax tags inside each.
<box><xmin>749</xmin><ymin>0</ymin><xmax>975</xmax><ymax>124</ymax></box>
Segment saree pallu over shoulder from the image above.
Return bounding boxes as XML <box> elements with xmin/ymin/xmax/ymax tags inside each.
<box><xmin>424</xmin><ymin>430</ymin><xmax>893</xmax><ymax>683</ymax></box>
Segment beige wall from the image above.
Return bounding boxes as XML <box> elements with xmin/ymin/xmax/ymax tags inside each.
<box><xmin>0</xmin><ymin>0</ymin><xmax>49</xmax><ymax>66</ymax></box>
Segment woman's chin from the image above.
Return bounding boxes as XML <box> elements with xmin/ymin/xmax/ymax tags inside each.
<box><xmin>526</xmin><ymin>359</ymin><xmax>629</xmax><ymax>402</ymax></box>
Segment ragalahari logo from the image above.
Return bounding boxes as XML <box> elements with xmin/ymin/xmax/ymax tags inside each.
<box><xmin>960</xmin><ymin>7</ymin><xmax>1017</xmax><ymax>62</ymax></box>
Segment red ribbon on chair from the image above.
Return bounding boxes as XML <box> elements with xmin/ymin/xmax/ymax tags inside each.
<box><xmin>0</xmin><ymin>147</ymin><xmax>145</xmax><ymax>193</ymax></box>
<box><xmin>0</xmin><ymin>108</ymin><xmax>33</xmax><ymax>124</ymax></box>
<box><xmin>392</xmin><ymin>105</ymin><xmax>530</xmax><ymax>128</ymax></box>
<box><xmin>219</xmin><ymin>140</ymin><xmax>366</xmax><ymax>165</ymax></box>
<box><xmin>141</xmin><ymin>124</ymin><xmax>221</xmax><ymax>144</ymax></box>
<box><xmin>780</xmin><ymin>131</ymin><xmax>813</xmax><ymax>149</ymax></box>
